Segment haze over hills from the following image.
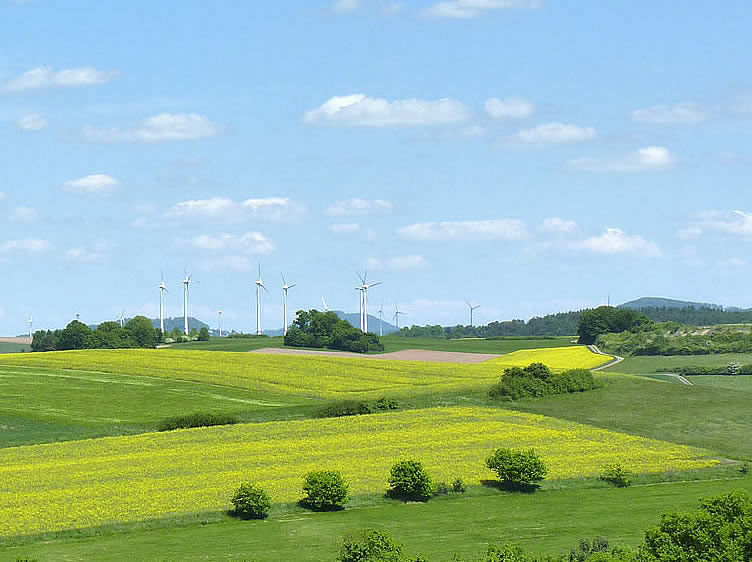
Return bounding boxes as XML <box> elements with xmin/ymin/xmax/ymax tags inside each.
<box><xmin>618</xmin><ymin>297</ymin><xmax>729</xmax><ymax>310</ymax></box>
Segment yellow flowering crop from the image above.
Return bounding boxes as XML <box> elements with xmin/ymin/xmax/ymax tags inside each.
<box><xmin>0</xmin><ymin>346</ymin><xmax>611</xmax><ymax>400</ymax></box>
<box><xmin>0</xmin><ymin>406</ymin><xmax>714</xmax><ymax>536</ymax></box>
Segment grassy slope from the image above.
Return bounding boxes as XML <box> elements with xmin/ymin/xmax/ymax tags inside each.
<box><xmin>507</xmin><ymin>373</ymin><xmax>752</xmax><ymax>460</ymax></box>
<box><xmin>689</xmin><ymin>375</ymin><xmax>752</xmax><ymax>391</ymax></box>
<box><xmin>0</xmin><ymin>365</ymin><xmax>317</xmax><ymax>447</ymax></box>
<box><xmin>0</xmin><ymin>342</ymin><xmax>29</xmax><ymax>354</ymax></box>
<box><xmin>173</xmin><ymin>335</ymin><xmax>576</xmax><ymax>354</ymax></box>
<box><xmin>5</xmin><ymin>476</ymin><xmax>750</xmax><ymax>561</ymax></box>
<box><xmin>607</xmin><ymin>352</ymin><xmax>752</xmax><ymax>374</ymax></box>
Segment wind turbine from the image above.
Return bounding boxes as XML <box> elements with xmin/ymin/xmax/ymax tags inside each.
<box><xmin>218</xmin><ymin>310</ymin><xmax>223</xmax><ymax>338</ymax></box>
<box><xmin>466</xmin><ymin>300</ymin><xmax>480</xmax><ymax>328</ymax></box>
<box><xmin>281</xmin><ymin>274</ymin><xmax>296</xmax><ymax>336</ymax></box>
<box><xmin>321</xmin><ymin>297</ymin><xmax>329</xmax><ymax>312</ymax></box>
<box><xmin>356</xmin><ymin>270</ymin><xmax>381</xmax><ymax>333</ymax></box>
<box><xmin>159</xmin><ymin>270</ymin><xmax>168</xmax><ymax>334</ymax></box>
<box><xmin>117</xmin><ymin>310</ymin><xmax>126</xmax><ymax>328</ymax></box>
<box><xmin>254</xmin><ymin>263</ymin><xmax>268</xmax><ymax>336</ymax></box>
<box><xmin>27</xmin><ymin>316</ymin><xmax>33</xmax><ymax>340</ymax></box>
<box><xmin>393</xmin><ymin>302</ymin><xmax>406</xmax><ymax>330</ymax></box>
<box><xmin>378</xmin><ymin>300</ymin><xmax>384</xmax><ymax>337</ymax></box>
<box><xmin>182</xmin><ymin>271</ymin><xmax>192</xmax><ymax>335</ymax></box>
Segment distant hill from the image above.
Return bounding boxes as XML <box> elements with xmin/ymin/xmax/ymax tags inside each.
<box><xmin>157</xmin><ymin>317</ymin><xmax>209</xmax><ymax>332</ymax></box>
<box><xmin>619</xmin><ymin>297</ymin><xmax>724</xmax><ymax>310</ymax></box>
<box><xmin>263</xmin><ymin>310</ymin><xmax>399</xmax><ymax>337</ymax></box>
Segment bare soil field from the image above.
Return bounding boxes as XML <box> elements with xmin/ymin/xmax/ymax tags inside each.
<box><xmin>250</xmin><ymin>347</ymin><xmax>500</xmax><ymax>363</ymax></box>
<box><xmin>0</xmin><ymin>337</ymin><xmax>31</xmax><ymax>344</ymax></box>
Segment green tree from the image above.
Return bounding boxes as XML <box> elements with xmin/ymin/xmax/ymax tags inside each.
<box><xmin>125</xmin><ymin>316</ymin><xmax>159</xmax><ymax>348</ymax></box>
<box><xmin>230</xmin><ymin>482</ymin><xmax>271</xmax><ymax>520</ymax></box>
<box><xmin>486</xmin><ymin>448</ymin><xmax>547</xmax><ymax>489</ymax></box>
<box><xmin>301</xmin><ymin>470</ymin><xmax>349</xmax><ymax>511</ymax></box>
<box><xmin>93</xmin><ymin>321</ymin><xmax>135</xmax><ymax>349</ymax></box>
<box><xmin>198</xmin><ymin>326</ymin><xmax>210</xmax><ymax>341</ymax></box>
<box><xmin>338</xmin><ymin>529</ymin><xmax>404</xmax><ymax>562</ymax></box>
<box><xmin>387</xmin><ymin>460</ymin><xmax>433</xmax><ymax>502</ymax></box>
<box><xmin>57</xmin><ymin>320</ymin><xmax>93</xmax><ymax>350</ymax></box>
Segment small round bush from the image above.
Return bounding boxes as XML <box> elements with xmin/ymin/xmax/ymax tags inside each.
<box><xmin>388</xmin><ymin>459</ymin><xmax>433</xmax><ymax>501</ymax></box>
<box><xmin>231</xmin><ymin>482</ymin><xmax>271</xmax><ymax>519</ymax></box>
<box><xmin>486</xmin><ymin>448</ymin><xmax>547</xmax><ymax>489</ymax></box>
<box><xmin>599</xmin><ymin>464</ymin><xmax>632</xmax><ymax>488</ymax></box>
<box><xmin>451</xmin><ymin>477</ymin><xmax>467</xmax><ymax>494</ymax></box>
<box><xmin>339</xmin><ymin>529</ymin><xmax>403</xmax><ymax>562</ymax></box>
<box><xmin>302</xmin><ymin>470</ymin><xmax>349</xmax><ymax>511</ymax></box>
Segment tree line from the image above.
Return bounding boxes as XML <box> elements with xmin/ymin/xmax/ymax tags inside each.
<box><xmin>284</xmin><ymin>309</ymin><xmax>384</xmax><ymax>353</ymax></box>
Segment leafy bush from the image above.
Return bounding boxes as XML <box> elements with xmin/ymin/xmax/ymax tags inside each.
<box><xmin>568</xmin><ymin>537</ymin><xmax>611</xmax><ymax>561</ymax></box>
<box><xmin>230</xmin><ymin>482</ymin><xmax>271</xmax><ymax>519</ymax></box>
<box><xmin>452</xmin><ymin>477</ymin><xmax>467</xmax><ymax>494</ymax></box>
<box><xmin>599</xmin><ymin>464</ymin><xmax>632</xmax><ymax>488</ymax></box>
<box><xmin>486</xmin><ymin>448</ymin><xmax>547</xmax><ymax>489</ymax></box>
<box><xmin>285</xmin><ymin>309</ymin><xmax>384</xmax><ymax>353</ymax></box>
<box><xmin>489</xmin><ymin>363</ymin><xmax>597</xmax><ymax>401</ymax></box>
<box><xmin>158</xmin><ymin>412</ymin><xmax>238</xmax><ymax>431</ymax></box>
<box><xmin>301</xmin><ymin>470</ymin><xmax>349</xmax><ymax>511</ymax></box>
<box><xmin>388</xmin><ymin>460</ymin><xmax>433</xmax><ymax>501</ymax></box>
<box><xmin>339</xmin><ymin>529</ymin><xmax>403</xmax><ymax>562</ymax></box>
<box><xmin>374</xmin><ymin>397</ymin><xmax>399</xmax><ymax>410</ymax></box>
<box><xmin>433</xmin><ymin>481</ymin><xmax>450</xmax><ymax>496</ymax></box>
<box><xmin>316</xmin><ymin>400</ymin><xmax>373</xmax><ymax>418</ymax></box>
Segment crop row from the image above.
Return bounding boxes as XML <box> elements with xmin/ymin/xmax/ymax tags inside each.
<box><xmin>0</xmin><ymin>406</ymin><xmax>715</xmax><ymax>536</ymax></box>
<box><xmin>0</xmin><ymin>346</ymin><xmax>610</xmax><ymax>399</ymax></box>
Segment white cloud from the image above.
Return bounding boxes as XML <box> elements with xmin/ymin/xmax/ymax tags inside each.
<box><xmin>64</xmin><ymin>247</ymin><xmax>105</xmax><ymax>263</ymax></box>
<box><xmin>515</xmin><ymin>122</ymin><xmax>596</xmax><ymax>144</ymax></box>
<box><xmin>9</xmin><ymin>206</ymin><xmax>38</xmax><ymax>223</ymax></box>
<box><xmin>327</xmin><ymin>198</ymin><xmax>393</xmax><ymax>216</ymax></box>
<box><xmin>182</xmin><ymin>232</ymin><xmax>275</xmax><ymax>254</ymax></box>
<box><xmin>691</xmin><ymin>210</ymin><xmax>752</xmax><ymax>237</ymax></box>
<box><xmin>397</xmin><ymin>219</ymin><xmax>528</xmax><ymax>241</ymax></box>
<box><xmin>366</xmin><ymin>255</ymin><xmax>428</xmax><ymax>271</ymax></box>
<box><xmin>331</xmin><ymin>0</ymin><xmax>361</xmax><ymax>12</ymax></box>
<box><xmin>568</xmin><ymin>146</ymin><xmax>676</xmax><ymax>172</ymax></box>
<box><xmin>304</xmin><ymin>94</ymin><xmax>469</xmax><ymax>127</ymax></box>
<box><xmin>329</xmin><ymin>223</ymin><xmax>361</xmax><ymax>233</ymax></box>
<box><xmin>17</xmin><ymin>113</ymin><xmax>48</xmax><ymax>131</ymax></box>
<box><xmin>571</xmin><ymin>228</ymin><xmax>661</xmax><ymax>257</ymax></box>
<box><xmin>167</xmin><ymin>196</ymin><xmax>304</xmax><ymax>223</ymax></box>
<box><xmin>423</xmin><ymin>0</ymin><xmax>542</xmax><ymax>18</ymax></box>
<box><xmin>82</xmin><ymin>113</ymin><xmax>222</xmax><ymax>143</ymax></box>
<box><xmin>1</xmin><ymin>66</ymin><xmax>117</xmax><ymax>92</ymax></box>
<box><xmin>0</xmin><ymin>239</ymin><xmax>51</xmax><ymax>255</ymax></box>
<box><xmin>63</xmin><ymin>174</ymin><xmax>119</xmax><ymax>195</ymax></box>
<box><xmin>631</xmin><ymin>102</ymin><xmax>708</xmax><ymax>124</ymax></box>
<box><xmin>485</xmin><ymin>97</ymin><xmax>535</xmax><ymax>119</ymax></box>
<box><xmin>541</xmin><ymin>217</ymin><xmax>576</xmax><ymax>233</ymax></box>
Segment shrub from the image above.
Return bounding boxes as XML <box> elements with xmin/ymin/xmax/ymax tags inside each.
<box><xmin>316</xmin><ymin>400</ymin><xmax>372</xmax><ymax>418</ymax></box>
<box><xmin>569</xmin><ymin>537</ymin><xmax>610</xmax><ymax>561</ymax></box>
<box><xmin>599</xmin><ymin>464</ymin><xmax>632</xmax><ymax>488</ymax></box>
<box><xmin>301</xmin><ymin>470</ymin><xmax>349</xmax><ymax>511</ymax></box>
<box><xmin>489</xmin><ymin>364</ymin><xmax>596</xmax><ymax>401</ymax></box>
<box><xmin>388</xmin><ymin>460</ymin><xmax>433</xmax><ymax>502</ymax></box>
<box><xmin>230</xmin><ymin>482</ymin><xmax>271</xmax><ymax>519</ymax></box>
<box><xmin>433</xmin><ymin>481</ymin><xmax>450</xmax><ymax>496</ymax></box>
<box><xmin>338</xmin><ymin>529</ymin><xmax>404</xmax><ymax>562</ymax></box>
<box><xmin>451</xmin><ymin>477</ymin><xmax>467</xmax><ymax>494</ymax></box>
<box><xmin>374</xmin><ymin>397</ymin><xmax>399</xmax><ymax>410</ymax></box>
<box><xmin>486</xmin><ymin>448</ymin><xmax>547</xmax><ymax>489</ymax></box>
<box><xmin>157</xmin><ymin>412</ymin><xmax>238</xmax><ymax>431</ymax></box>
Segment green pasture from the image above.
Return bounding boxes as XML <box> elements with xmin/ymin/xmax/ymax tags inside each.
<box><xmin>0</xmin><ymin>342</ymin><xmax>29</xmax><ymax>354</ymax></box>
<box><xmin>687</xmin><ymin>374</ymin><xmax>752</xmax><ymax>391</ymax></box>
<box><xmin>606</xmin><ymin>352</ymin><xmax>752</xmax><ymax>374</ymax></box>
<box><xmin>4</xmin><ymin>475</ymin><xmax>749</xmax><ymax>561</ymax></box>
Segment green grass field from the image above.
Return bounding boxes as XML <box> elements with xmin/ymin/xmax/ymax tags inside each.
<box><xmin>4</xmin><ymin>475</ymin><xmax>750</xmax><ymax>561</ymax></box>
<box><xmin>686</xmin><ymin>375</ymin><xmax>752</xmax><ymax>391</ymax></box>
<box><xmin>0</xmin><ymin>342</ymin><xmax>29</xmax><ymax>354</ymax></box>
<box><xmin>172</xmin><ymin>335</ymin><xmax>576</xmax><ymax>354</ymax></box>
<box><xmin>606</xmin><ymin>352</ymin><xmax>752</xmax><ymax>374</ymax></box>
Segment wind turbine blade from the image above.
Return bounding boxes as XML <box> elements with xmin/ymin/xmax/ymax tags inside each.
<box><xmin>288</xmin><ymin>284</ymin><xmax>296</xmax><ymax>289</ymax></box>
<box><xmin>356</xmin><ymin>271</ymin><xmax>365</xmax><ymax>284</ymax></box>
<box><xmin>281</xmin><ymin>272</ymin><xmax>286</xmax><ymax>285</ymax></box>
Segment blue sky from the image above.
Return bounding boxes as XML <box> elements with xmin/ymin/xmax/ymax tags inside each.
<box><xmin>1</xmin><ymin>0</ymin><xmax>752</xmax><ymax>335</ymax></box>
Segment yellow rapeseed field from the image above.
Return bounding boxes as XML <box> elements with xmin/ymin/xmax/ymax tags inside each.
<box><xmin>0</xmin><ymin>406</ymin><xmax>715</xmax><ymax>536</ymax></box>
<box><xmin>0</xmin><ymin>346</ymin><xmax>610</xmax><ymax>399</ymax></box>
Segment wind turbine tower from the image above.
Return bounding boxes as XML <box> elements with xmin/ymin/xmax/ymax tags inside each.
<box><xmin>322</xmin><ymin>297</ymin><xmax>329</xmax><ymax>312</ymax></box>
<box><xmin>218</xmin><ymin>310</ymin><xmax>223</xmax><ymax>337</ymax></box>
<box><xmin>254</xmin><ymin>263</ymin><xmax>268</xmax><ymax>336</ymax></box>
<box><xmin>159</xmin><ymin>272</ymin><xmax>168</xmax><ymax>334</ymax></box>
<box><xmin>378</xmin><ymin>301</ymin><xmax>384</xmax><ymax>337</ymax></box>
<box><xmin>182</xmin><ymin>272</ymin><xmax>192</xmax><ymax>335</ymax></box>
<box><xmin>27</xmin><ymin>316</ymin><xmax>33</xmax><ymax>340</ymax></box>
<box><xmin>466</xmin><ymin>301</ymin><xmax>480</xmax><ymax>328</ymax></box>
<box><xmin>356</xmin><ymin>271</ymin><xmax>381</xmax><ymax>333</ymax></box>
<box><xmin>281</xmin><ymin>273</ymin><xmax>296</xmax><ymax>336</ymax></box>
<box><xmin>118</xmin><ymin>310</ymin><xmax>125</xmax><ymax>329</ymax></box>
<box><xmin>394</xmin><ymin>303</ymin><xmax>406</xmax><ymax>330</ymax></box>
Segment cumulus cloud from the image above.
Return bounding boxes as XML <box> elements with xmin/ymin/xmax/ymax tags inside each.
<box><xmin>571</xmin><ymin>228</ymin><xmax>661</xmax><ymax>257</ymax></box>
<box><xmin>167</xmin><ymin>196</ymin><xmax>304</xmax><ymax>223</ymax></box>
<box><xmin>568</xmin><ymin>146</ymin><xmax>676</xmax><ymax>172</ymax></box>
<box><xmin>329</xmin><ymin>223</ymin><xmax>361</xmax><ymax>233</ymax></box>
<box><xmin>689</xmin><ymin>210</ymin><xmax>752</xmax><ymax>237</ymax></box>
<box><xmin>485</xmin><ymin>97</ymin><xmax>535</xmax><ymax>119</ymax></box>
<box><xmin>17</xmin><ymin>113</ymin><xmax>48</xmax><ymax>131</ymax></box>
<box><xmin>366</xmin><ymin>255</ymin><xmax>428</xmax><ymax>271</ymax></box>
<box><xmin>1</xmin><ymin>66</ymin><xmax>117</xmax><ymax>92</ymax></box>
<box><xmin>397</xmin><ymin>219</ymin><xmax>528</xmax><ymax>241</ymax></box>
<box><xmin>423</xmin><ymin>0</ymin><xmax>542</xmax><ymax>18</ymax></box>
<box><xmin>631</xmin><ymin>102</ymin><xmax>708</xmax><ymax>124</ymax></box>
<box><xmin>304</xmin><ymin>94</ymin><xmax>469</xmax><ymax>127</ymax></box>
<box><xmin>331</xmin><ymin>0</ymin><xmax>361</xmax><ymax>12</ymax></box>
<box><xmin>182</xmin><ymin>232</ymin><xmax>275</xmax><ymax>254</ymax></box>
<box><xmin>0</xmin><ymin>238</ymin><xmax>51</xmax><ymax>255</ymax></box>
<box><xmin>515</xmin><ymin>122</ymin><xmax>596</xmax><ymax>144</ymax></box>
<box><xmin>9</xmin><ymin>206</ymin><xmax>38</xmax><ymax>223</ymax></box>
<box><xmin>63</xmin><ymin>174</ymin><xmax>119</xmax><ymax>195</ymax></box>
<box><xmin>82</xmin><ymin>113</ymin><xmax>222</xmax><ymax>143</ymax></box>
<box><xmin>541</xmin><ymin>217</ymin><xmax>577</xmax><ymax>233</ymax></box>
<box><xmin>327</xmin><ymin>198</ymin><xmax>392</xmax><ymax>216</ymax></box>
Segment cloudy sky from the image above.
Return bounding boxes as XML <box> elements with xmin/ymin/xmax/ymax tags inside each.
<box><xmin>1</xmin><ymin>0</ymin><xmax>751</xmax><ymax>334</ymax></box>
